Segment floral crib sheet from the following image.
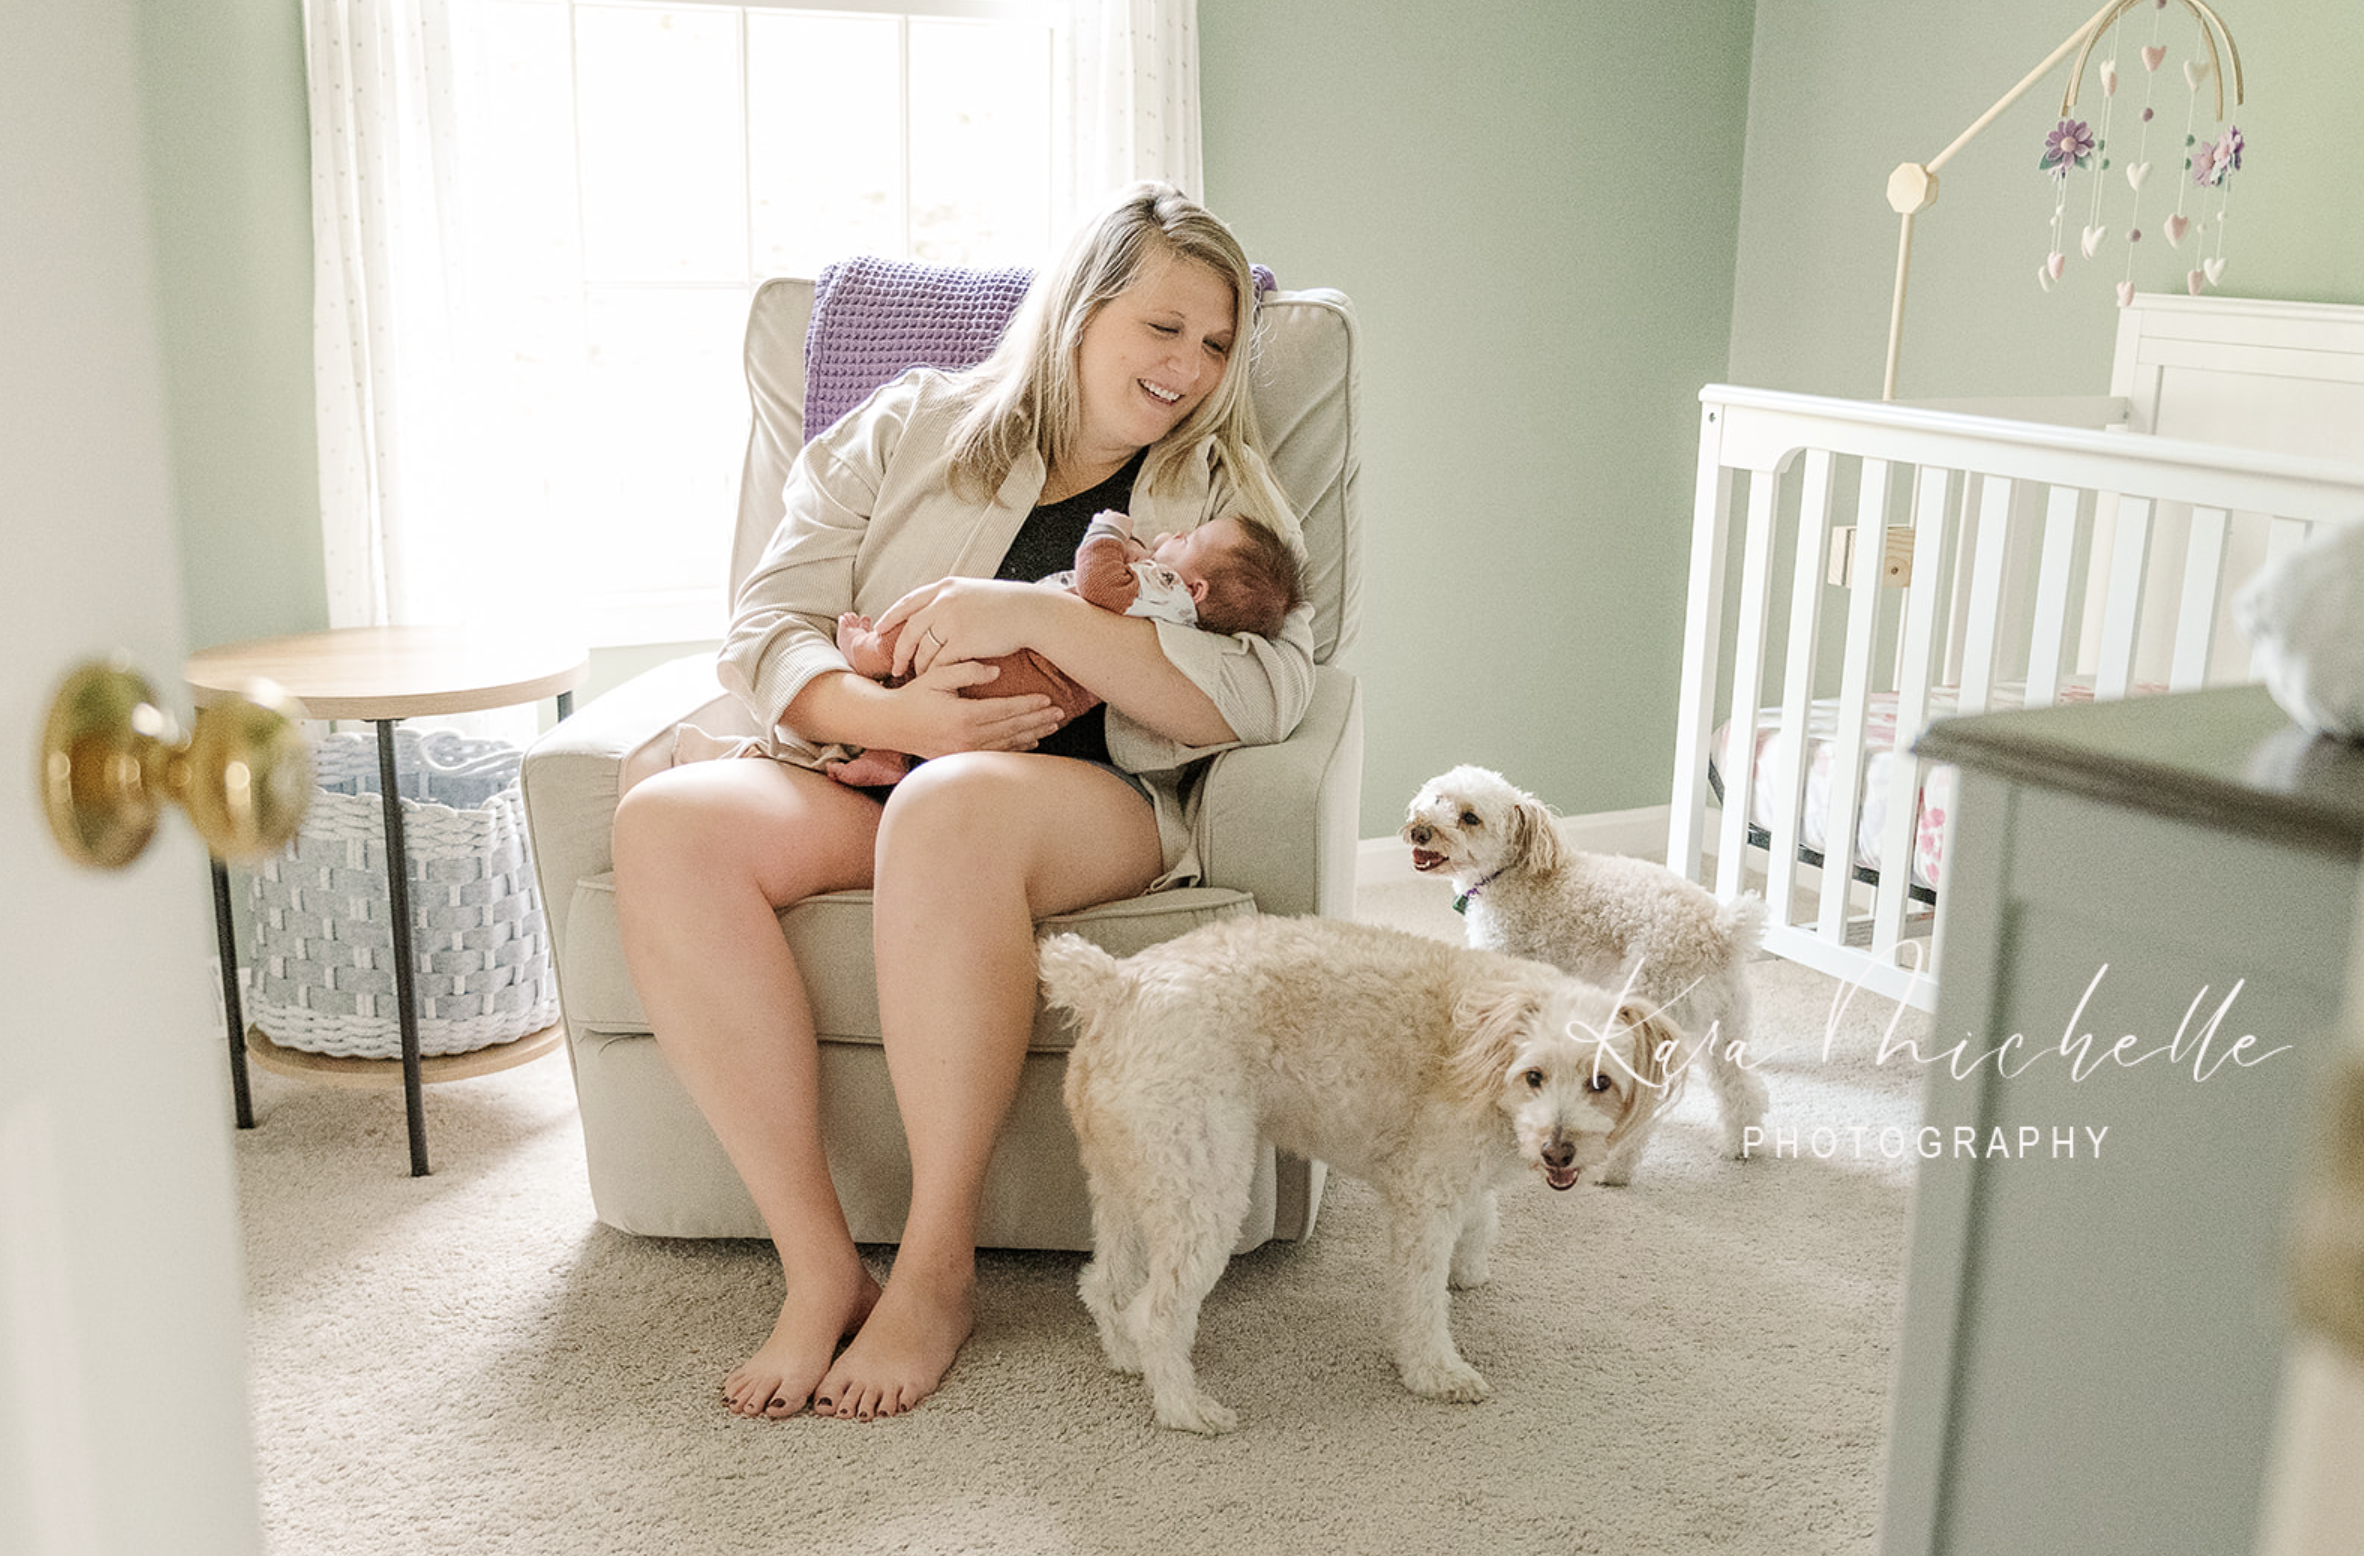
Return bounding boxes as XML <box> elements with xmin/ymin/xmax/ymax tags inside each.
<box><xmin>1707</xmin><ymin>680</ymin><xmax>2151</xmax><ymax>896</ymax></box>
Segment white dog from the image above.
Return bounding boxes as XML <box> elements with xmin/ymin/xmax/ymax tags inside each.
<box><xmin>1038</xmin><ymin>914</ymin><xmax>1676</xmax><ymax>1435</ymax></box>
<box><xmin>1402</xmin><ymin>764</ymin><xmax>1769</xmax><ymax>1184</ymax></box>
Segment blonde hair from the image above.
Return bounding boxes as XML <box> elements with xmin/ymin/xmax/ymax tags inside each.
<box><xmin>947</xmin><ymin>182</ymin><xmax>1294</xmax><ymax>534</ymax></box>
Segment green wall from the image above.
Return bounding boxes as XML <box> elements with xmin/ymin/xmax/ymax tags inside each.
<box><xmin>1200</xmin><ymin>0</ymin><xmax>1759</xmax><ymax>836</ymax></box>
<box><xmin>136</xmin><ymin>0</ymin><xmax>325</xmax><ymax>652</ymax></box>
<box><xmin>136</xmin><ymin>0</ymin><xmax>2362</xmax><ymax>838</ymax></box>
<box><xmin>1729</xmin><ymin>0</ymin><xmax>2364</xmax><ymax>401</ymax></box>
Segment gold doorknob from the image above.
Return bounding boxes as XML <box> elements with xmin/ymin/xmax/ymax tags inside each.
<box><xmin>39</xmin><ymin>654</ymin><xmax>314</xmax><ymax>869</ymax></box>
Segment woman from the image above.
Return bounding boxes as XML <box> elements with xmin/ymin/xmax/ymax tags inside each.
<box><xmin>611</xmin><ymin>183</ymin><xmax>1315</xmax><ymax>1422</ymax></box>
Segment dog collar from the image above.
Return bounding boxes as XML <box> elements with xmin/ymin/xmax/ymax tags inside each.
<box><xmin>1451</xmin><ymin>868</ymin><xmax>1505</xmax><ymax>915</ymax></box>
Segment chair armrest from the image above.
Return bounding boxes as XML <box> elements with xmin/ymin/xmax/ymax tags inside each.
<box><xmin>1191</xmin><ymin>665</ymin><xmax>1363</xmax><ymax>919</ymax></box>
<box><xmin>521</xmin><ymin>653</ymin><xmax>739</xmax><ymax>959</ymax></box>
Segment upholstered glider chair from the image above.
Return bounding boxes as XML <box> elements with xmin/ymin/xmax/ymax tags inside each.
<box><xmin>522</xmin><ymin>262</ymin><xmax>1363</xmax><ymax>1251</ymax></box>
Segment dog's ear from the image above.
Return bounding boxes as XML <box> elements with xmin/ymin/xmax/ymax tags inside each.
<box><xmin>1509</xmin><ymin>795</ymin><xmax>1565</xmax><ymax>873</ymax></box>
<box><xmin>1605</xmin><ymin>1003</ymin><xmax>1686</xmax><ymax>1147</ymax></box>
<box><xmin>1445</xmin><ymin>979</ymin><xmax>1539</xmax><ymax>1107</ymax></box>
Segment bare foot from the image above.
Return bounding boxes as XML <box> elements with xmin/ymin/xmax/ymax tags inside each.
<box><xmin>813</xmin><ymin>1266</ymin><xmax>974</xmax><ymax>1420</ymax></box>
<box><xmin>721</xmin><ymin>1264</ymin><xmax>882</xmax><ymax>1420</ymax></box>
<box><xmin>823</xmin><ymin>748</ymin><xmax>914</xmax><ymax>789</ymax></box>
<box><xmin>835</xmin><ymin>611</ymin><xmax>896</xmax><ymax>680</ymax></box>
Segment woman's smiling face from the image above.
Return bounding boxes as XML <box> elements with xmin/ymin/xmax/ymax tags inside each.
<box><xmin>1070</xmin><ymin>248</ymin><xmax>1237</xmax><ymax>469</ymax></box>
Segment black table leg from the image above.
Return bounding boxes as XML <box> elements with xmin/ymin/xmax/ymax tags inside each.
<box><xmin>375</xmin><ymin>717</ymin><xmax>431</xmax><ymax>1177</ymax></box>
<box><xmin>210</xmin><ymin>857</ymin><xmax>254</xmax><ymax>1129</ymax></box>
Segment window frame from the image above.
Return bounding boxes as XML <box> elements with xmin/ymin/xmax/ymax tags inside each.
<box><xmin>468</xmin><ymin>0</ymin><xmax>1060</xmax><ymax>647</ymax></box>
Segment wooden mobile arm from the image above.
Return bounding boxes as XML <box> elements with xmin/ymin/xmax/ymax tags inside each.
<box><xmin>1879</xmin><ymin>0</ymin><xmax>2244</xmax><ymax>401</ymax></box>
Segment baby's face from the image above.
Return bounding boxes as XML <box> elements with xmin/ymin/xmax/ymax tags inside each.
<box><xmin>1149</xmin><ymin>516</ymin><xmax>1244</xmax><ymax>584</ymax></box>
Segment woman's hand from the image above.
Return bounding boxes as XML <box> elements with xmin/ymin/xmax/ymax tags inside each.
<box><xmin>875</xmin><ymin>577</ymin><xmax>1053</xmax><ymax>680</ymax></box>
<box><xmin>879</xmin><ymin>658</ymin><xmax>1063</xmax><ymax>758</ymax></box>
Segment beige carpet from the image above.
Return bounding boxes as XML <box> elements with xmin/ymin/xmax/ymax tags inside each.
<box><xmin>237</xmin><ymin>879</ymin><xmax>1930</xmax><ymax>1555</ymax></box>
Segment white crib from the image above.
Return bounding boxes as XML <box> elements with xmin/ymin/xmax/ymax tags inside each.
<box><xmin>1668</xmin><ymin>294</ymin><xmax>2364</xmax><ymax>1011</ymax></box>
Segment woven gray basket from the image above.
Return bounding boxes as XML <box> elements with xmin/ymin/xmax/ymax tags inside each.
<box><xmin>246</xmin><ymin>727</ymin><xmax>559</xmax><ymax>1059</ymax></box>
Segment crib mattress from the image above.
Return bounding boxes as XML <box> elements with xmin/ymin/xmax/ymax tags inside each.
<box><xmin>1708</xmin><ymin>681</ymin><xmax>2135</xmax><ymax>894</ymax></box>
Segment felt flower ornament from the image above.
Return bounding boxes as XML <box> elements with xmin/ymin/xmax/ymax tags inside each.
<box><xmin>2041</xmin><ymin>118</ymin><xmax>2096</xmax><ymax>176</ymax></box>
<box><xmin>2213</xmin><ymin>124</ymin><xmax>2243</xmax><ymax>176</ymax></box>
<box><xmin>2193</xmin><ymin>125</ymin><xmax>2243</xmax><ymax>186</ymax></box>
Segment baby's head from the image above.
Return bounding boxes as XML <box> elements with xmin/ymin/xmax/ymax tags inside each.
<box><xmin>1152</xmin><ymin>515</ymin><xmax>1304</xmax><ymax>639</ymax></box>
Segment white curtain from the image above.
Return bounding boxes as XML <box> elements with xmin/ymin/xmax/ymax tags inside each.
<box><xmin>1055</xmin><ymin>0</ymin><xmax>1204</xmax><ymax>228</ymax></box>
<box><xmin>304</xmin><ymin>0</ymin><xmax>1199</xmax><ymax>644</ymax></box>
<box><xmin>304</xmin><ymin>0</ymin><xmax>506</xmax><ymax>633</ymax></box>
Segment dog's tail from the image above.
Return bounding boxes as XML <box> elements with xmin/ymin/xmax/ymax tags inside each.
<box><xmin>1036</xmin><ymin>932</ymin><xmax>1129</xmax><ymax>1028</ymax></box>
<box><xmin>1718</xmin><ymin>891</ymin><xmax>1767</xmax><ymax>955</ymax></box>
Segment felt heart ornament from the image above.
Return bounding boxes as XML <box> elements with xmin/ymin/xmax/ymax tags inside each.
<box><xmin>2126</xmin><ymin>161</ymin><xmax>2151</xmax><ymax>191</ymax></box>
<box><xmin>2117</xmin><ymin>280</ymin><xmax>2137</xmax><ymax>308</ymax></box>
<box><xmin>2101</xmin><ymin>59</ymin><xmax>2119</xmax><ymax>95</ymax></box>
<box><xmin>2047</xmin><ymin>251</ymin><xmax>2067</xmax><ymax>281</ymax></box>
<box><xmin>2165</xmin><ymin>212</ymin><xmax>2191</xmax><ymax>246</ymax></box>
<box><xmin>2142</xmin><ymin>44</ymin><xmax>2166</xmax><ymax>71</ymax></box>
<box><xmin>2205</xmin><ymin>256</ymin><xmax>2227</xmax><ymax>285</ymax></box>
<box><xmin>2081</xmin><ymin>224</ymin><xmax>2107</xmax><ymax>259</ymax></box>
<box><xmin>2187</xmin><ymin>268</ymin><xmax>2205</xmax><ymax>296</ymax></box>
<box><xmin>2038</xmin><ymin>262</ymin><xmax>2055</xmax><ymax>293</ymax></box>
<box><xmin>2184</xmin><ymin>58</ymin><xmax>2210</xmax><ymax>90</ymax></box>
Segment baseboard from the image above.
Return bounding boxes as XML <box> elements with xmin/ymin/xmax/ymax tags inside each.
<box><xmin>1357</xmin><ymin>803</ymin><xmax>1672</xmax><ymax>892</ymax></box>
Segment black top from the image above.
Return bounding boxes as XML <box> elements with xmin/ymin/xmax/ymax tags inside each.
<box><xmin>992</xmin><ymin>450</ymin><xmax>1145</xmax><ymax>766</ymax></box>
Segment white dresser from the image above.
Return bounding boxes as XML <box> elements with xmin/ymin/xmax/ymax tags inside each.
<box><xmin>1878</xmin><ymin>686</ymin><xmax>2364</xmax><ymax>1556</ymax></box>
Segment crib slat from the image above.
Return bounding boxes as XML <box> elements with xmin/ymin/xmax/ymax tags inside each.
<box><xmin>1714</xmin><ymin>469</ymin><xmax>1784</xmax><ymax>901</ymax></box>
<box><xmin>2023</xmin><ymin>484</ymin><xmax>2083</xmax><ymax>705</ymax></box>
<box><xmin>1675</xmin><ymin>384</ymin><xmax>2364</xmax><ymax>1016</ymax></box>
<box><xmin>1668</xmin><ymin>404</ymin><xmax>1735</xmax><ymax>880</ymax></box>
<box><xmin>2094</xmin><ymin>495</ymin><xmax>2155</xmax><ymax>699</ymax></box>
<box><xmin>1817</xmin><ymin>458</ymin><xmax>1893</xmax><ymax>943</ymax></box>
<box><xmin>1765</xmin><ymin>450</ymin><xmax>1836</xmax><ymax>924</ymax></box>
<box><xmin>1872</xmin><ymin>466</ymin><xmax>1954</xmax><ymax>956</ymax></box>
<box><xmin>1957</xmin><ymin>475</ymin><xmax>2015</xmax><ymax>713</ymax></box>
<box><xmin>2169</xmin><ymin>506</ymin><xmax>2230</xmax><ymax>691</ymax></box>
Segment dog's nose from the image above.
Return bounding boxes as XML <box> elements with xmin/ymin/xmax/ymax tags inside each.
<box><xmin>1405</xmin><ymin>822</ymin><xmax>1431</xmax><ymax>845</ymax></box>
<box><xmin>1541</xmin><ymin>1140</ymin><xmax>1575</xmax><ymax>1171</ymax></box>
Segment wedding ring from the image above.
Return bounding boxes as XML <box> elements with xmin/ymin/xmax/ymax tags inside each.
<box><xmin>926</xmin><ymin>627</ymin><xmax>945</xmax><ymax>646</ymax></box>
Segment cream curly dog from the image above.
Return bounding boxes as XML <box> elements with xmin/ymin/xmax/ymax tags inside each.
<box><xmin>1038</xmin><ymin>914</ymin><xmax>1676</xmax><ymax>1435</ymax></box>
<box><xmin>1403</xmin><ymin>764</ymin><xmax>1769</xmax><ymax>1185</ymax></box>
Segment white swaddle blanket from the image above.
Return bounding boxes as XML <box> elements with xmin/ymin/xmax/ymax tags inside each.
<box><xmin>2234</xmin><ymin>521</ymin><xmax>2364</xmax><ymax>741</ymax></box>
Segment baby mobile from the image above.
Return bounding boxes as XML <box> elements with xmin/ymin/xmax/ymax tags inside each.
<box><xmin>1877</xmin><ymin>0</ymin><xmax>2247</xmax><ymax>399</ymax></box>
<box><xmin>2038</xmin><ymin>0</ymin><xmax>2246</xmax><ymax>305</ymax></box>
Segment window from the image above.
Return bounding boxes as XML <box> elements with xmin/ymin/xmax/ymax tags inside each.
<box><xmin>460</xmin><ymin>0</ymin><xmax>1056</xmax><ymax>644</ymax></box>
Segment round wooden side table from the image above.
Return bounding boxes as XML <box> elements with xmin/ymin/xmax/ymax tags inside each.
<box><xmin>187</xmin><ymin>625</ymin><xmax>588</xmax><ymax>1176</ymax></box>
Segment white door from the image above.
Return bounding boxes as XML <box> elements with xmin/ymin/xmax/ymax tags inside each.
<box><xmin>1</xmin><ymin>2</ymin><xmax>265</xmax><ymax>1551</ymax></box>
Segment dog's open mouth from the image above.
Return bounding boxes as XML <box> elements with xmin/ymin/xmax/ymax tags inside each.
<box><xmin>1543</xmin><ymin>1164</ymin><xmax>1580</xmax><ymax>1191</ymax></box>
<box><xmin>1410</xmin><ymin>848</ymin><xmax>1449</xmax><ymax>873</ymax></box>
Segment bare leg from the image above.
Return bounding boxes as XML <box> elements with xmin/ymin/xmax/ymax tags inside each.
<box><xmin>814</xmin><ymin>754</ymin><xmax>1160</xmax><ymax>1419</ymax></box>
<box><xmin>612</xmin><ymin>758</ymin><xmax>884</xmax><ymax>1418</ymax></box>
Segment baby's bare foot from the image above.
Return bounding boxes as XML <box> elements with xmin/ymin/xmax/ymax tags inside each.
<box><xmin>836</xmin><ymin>611</ymin><xmax>894</xmax><ymax>679</ymax></box>
<box><xmin>813</xmin><ymin>1269</ymin><xmax>974</xmax><ymax>1420</ymax></box>
<box><xmin>824</xmin><ymin>749</ymin><xmax>914</xmax><ymax>789</ymax></box>
<box><xmin>721</xmin><ymin>1265</ymin><xmax>881</xmax><ymax>1420</ymax></box>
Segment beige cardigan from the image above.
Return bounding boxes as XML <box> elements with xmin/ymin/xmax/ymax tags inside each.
<box><xmin>719</xmin><ymin>369</ymin><xmax>1317</xmax><ymax>887</ymax></box>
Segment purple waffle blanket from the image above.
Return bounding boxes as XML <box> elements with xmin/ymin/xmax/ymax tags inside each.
<box><xmin>802</xmin><ymin>257</ymin><xmax>1036</xmax><ymax>442</ymax></box>
<box><xmin>801</xmin><ymin>257</ymin><xmax>1280</xmax><ymax>443</ymax></box>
